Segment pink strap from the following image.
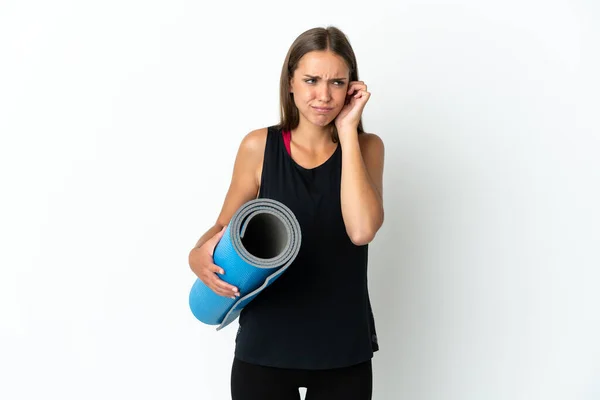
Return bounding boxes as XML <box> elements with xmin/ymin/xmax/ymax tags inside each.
<box><xmin>282</xmin><ymin>130</ymin><xmax>291</xmax><ymax>155</ymax></box>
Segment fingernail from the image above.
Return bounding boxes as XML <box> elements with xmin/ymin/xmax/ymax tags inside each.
<box><xmin>235</xmin><ymin>293</ymin><xmax>240</xmax><ymax>297</ymax></box>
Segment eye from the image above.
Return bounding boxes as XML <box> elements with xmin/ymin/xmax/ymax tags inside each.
<box><xmin>333</xmin><ymin>80</ymin><xmax>345</xmax><ymax>86</ymax></box>
<box><xmin>304</xmin><ymin>79</ymin><xmax>316</xmax><ymax>84</ymax></box>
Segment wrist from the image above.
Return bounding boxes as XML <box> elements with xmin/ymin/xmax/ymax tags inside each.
<box><xmin>336</xmin><ymin>125</ymin><xmax>359</xmax><ymax>142</ymax></box>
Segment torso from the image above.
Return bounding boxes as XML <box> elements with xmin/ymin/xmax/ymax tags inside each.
<box><xmin>234</xmin><ymin>125</ymin><xmax>379</xmax><ymax>370</ymax></box>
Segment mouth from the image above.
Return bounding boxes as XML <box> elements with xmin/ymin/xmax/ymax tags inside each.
<box><xmin>312</xmin><ymin>106</ymin><xmax>334</xmax><ymax>113</ymax></box>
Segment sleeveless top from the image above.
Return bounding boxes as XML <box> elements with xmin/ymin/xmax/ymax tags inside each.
<box><xmin>233</xmin><ymin>125</ymin><xmax>379</xmax><ymax>370</ymax></box>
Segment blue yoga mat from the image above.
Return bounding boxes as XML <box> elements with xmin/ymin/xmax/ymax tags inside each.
<box><xmin>189</xmin><ymin>198</ymin><xmax>302</xmax><ymax>330</ymax></box>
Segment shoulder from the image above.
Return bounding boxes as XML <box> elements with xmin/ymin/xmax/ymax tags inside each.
<box><xmin>358</xmin><ymin>132</ymin><xmax>384</xmax><ymax>147</ymax></box>
<box><xmin>234</xmin><ymin>127</ymin><xmax>270</xmax><ymax>168</ymax></box>
<box><xmin>239</xmin><ymin>127</ymin><xmax>269</xmax><ymax>156</ymax></box>
<box><xmin>233</xmin><ymin>127</ymin><xmax>270</xmax><ymax>186</ymax></box>
<box><xmin>358</xmin><ymin>132</ymin><xmax>385</xmax><ymax>159</ymax></box>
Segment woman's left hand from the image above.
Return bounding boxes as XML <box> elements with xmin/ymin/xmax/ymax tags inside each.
<box><xmin>335</xmin><ymin>81</ymin><xmax>370</xmax><ymax>132</ymax></box>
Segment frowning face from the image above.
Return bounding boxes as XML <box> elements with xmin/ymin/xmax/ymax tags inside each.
<box><xmin>289</xmin><ymin>50</ymin><xmax>350</xmax><ymax>128</ymax></box>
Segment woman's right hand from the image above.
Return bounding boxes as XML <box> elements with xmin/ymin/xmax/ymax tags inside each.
<box><xmin>189</xmin><ymin>226</ymin><xmax>240</xmax><ymax>299</ymax></box>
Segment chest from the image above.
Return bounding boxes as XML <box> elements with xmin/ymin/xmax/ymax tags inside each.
<box><xmin>259</xmin><ymin>144</ymin><xmax>344</xmax><ymax>238</ymax></box>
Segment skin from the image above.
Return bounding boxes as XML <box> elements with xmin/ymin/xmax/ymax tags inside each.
<box><xmin>189</xmin><ymin>50</ymin><xmax>385</xmax><ymax>299</ymax></box>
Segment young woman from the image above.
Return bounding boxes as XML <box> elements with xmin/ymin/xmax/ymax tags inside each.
<box><xmin>188</xmin><ymin>26</ymin><xmax>385</xmax><ymax>400</ymax></box>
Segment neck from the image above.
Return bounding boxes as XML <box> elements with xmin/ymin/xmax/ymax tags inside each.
<box><xmin>291</xmin><ymin>121</ymin><xmax>334</xmax><ymax>151</ymax></box>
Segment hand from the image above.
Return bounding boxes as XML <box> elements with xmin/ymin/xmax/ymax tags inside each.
<box><xmin>189</xmin><ymin>226</ymin><xmax>240</xmax><ymax>299</ymax></box>
<box><xmin>335</xmin><ymin>80</ymin><xmax>370</xmax><ymax>132</ymax></box>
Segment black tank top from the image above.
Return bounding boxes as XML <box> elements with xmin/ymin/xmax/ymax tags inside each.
<box><xmin>234</xmin><ymin>125</ymin><xmax>379</xmax><ymax>370</ymax></box>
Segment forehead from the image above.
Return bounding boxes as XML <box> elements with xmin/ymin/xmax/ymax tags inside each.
<box><xmin>295</xmin><ymin>50</ymin><xmax>349</xmax><ymax>77</ymax></box>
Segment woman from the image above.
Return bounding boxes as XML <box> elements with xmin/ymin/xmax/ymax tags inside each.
<box><xmin>188</xmin><ymin>26</ymin><xmax>385</xmax><ymax>400</ymax></box>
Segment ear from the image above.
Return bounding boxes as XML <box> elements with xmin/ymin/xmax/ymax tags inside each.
<box><xmin>289</xmin><ymin>77</ymin><xmax>294</xmax><ymax>93</ymax></box>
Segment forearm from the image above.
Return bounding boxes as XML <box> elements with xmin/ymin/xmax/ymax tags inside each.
<box><xmin>192</xmin><ymin>223</ymin><xmax>224</xmax><ymax>250</ymax></box>
<box><xmin>339</xmin><ymin>130</ymin><xmax>384</xmax><ymax>245</ymax></box>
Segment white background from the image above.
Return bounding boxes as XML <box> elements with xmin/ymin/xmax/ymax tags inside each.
<box><xmin>1</xmin><ymin>0</ymin><xmax>599</xmax><ymax>399</ymax></box>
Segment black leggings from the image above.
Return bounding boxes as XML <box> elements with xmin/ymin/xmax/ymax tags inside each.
<box><xmin>230</xmin><ymin>357</ymin><xmax>372</xmax><ymax>400</ymax></box>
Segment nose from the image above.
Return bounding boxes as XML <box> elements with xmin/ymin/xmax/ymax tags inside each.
<box><xmin>317</xmin><ymin>82</ymin><xmax>331</xmax><ymax>102</ymax></box>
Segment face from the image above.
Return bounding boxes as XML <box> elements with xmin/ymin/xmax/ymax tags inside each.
<box><xmin>289</xmin><ymin>50</ymin><xmax>350</xmax><ymax>128</ymax></box>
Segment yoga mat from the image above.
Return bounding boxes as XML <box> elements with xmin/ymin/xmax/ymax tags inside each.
<box><xmin>189</xmin><ymin>198</ymin><xmax>302</xmax><ymax>330</ymax></box>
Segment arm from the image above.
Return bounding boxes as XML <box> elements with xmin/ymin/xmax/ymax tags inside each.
<box><xmin>339</xmin><ymin>129</ymin><xmax>385</xmax><ymax>245</ymax></box>
<box><xmin>191</xmin><ymin>128</ymin><xmax>266</xmax><ymax>248</ymax></box>
<box><xmin>213</xmin><ymin>128</ymin><xmax>268</xmax><ymax>229</ymax></box>
<box><xmin>189</xmin><ymin>130</ymin><xmax>266</xmax><ymax>248</ymax></box>
<box><xmin>335</xmin><ymin>79</ymin><xmax>385</xmax><ymax>246</ymax></box>
<box><xmin>188</xmin><ymin>128</ymin><xmax>267</xmax><ymax>296</ymax></box>
<box><xmin>191</xmin><ymin>224</ymin><xmax>226</xmax><ymax>251</ymax></box>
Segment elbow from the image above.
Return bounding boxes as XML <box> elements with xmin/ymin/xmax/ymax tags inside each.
<box><xmin>347</xmin><ymin>214</ymin><xmax>384</xmax><ymax>246</ymax></box>
<box><xmin>349</xmin><ymin>230</ymin><xmax>375</xmax><ymax>246</ymax></box>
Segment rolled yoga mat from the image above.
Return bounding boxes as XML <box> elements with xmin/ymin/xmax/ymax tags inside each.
<box><xmin>189</xmin><ymin>198</ymin><xmax>302</xmax><ymax>330</ymax></box>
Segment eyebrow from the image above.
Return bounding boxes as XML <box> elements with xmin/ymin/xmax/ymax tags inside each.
<box><xmin>303</xmin><ymin>74</ymin><xmax>347</xmax><ymax>81</ymax></box>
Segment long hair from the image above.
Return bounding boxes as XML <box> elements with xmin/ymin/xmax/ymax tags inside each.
<box><xmin>275</xmin><ymin>26</ymin><xmax>364</xmax><ymax>142</ymax></box>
